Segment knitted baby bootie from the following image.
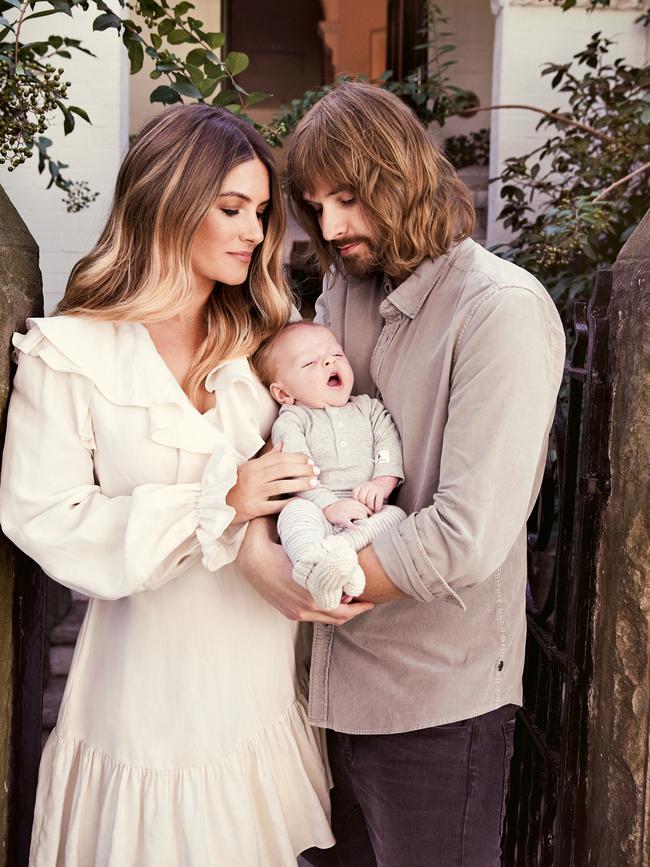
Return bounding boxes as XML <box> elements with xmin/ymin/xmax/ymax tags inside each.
<box><xmin>293</xmin><ymin>535</ymin><xmax>366</xmax><ymax>611</ymax></box>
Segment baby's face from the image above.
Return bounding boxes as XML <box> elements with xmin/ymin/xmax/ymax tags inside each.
<box><xmin>269</xmin><ymin>324</ymin><xmax>354</xmax><ymax>409</ymax></box>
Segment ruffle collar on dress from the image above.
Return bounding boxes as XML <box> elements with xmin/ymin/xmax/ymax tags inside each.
<box><xmin>13</xmin><ymin>316</ymin><xmax>266</xmax><ymax>459</ymax></box>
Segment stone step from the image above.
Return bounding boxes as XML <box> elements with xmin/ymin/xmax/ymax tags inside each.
<box><xmin>50</xmin><ymin>600</ymin><xmax>88</xmax><ymax>645</ymax></box>
<box><xmin>42</xmin><ymin>676</ymin><xmax>67</xmax><ymax>730</ymax></box>
<box><xmin>49</xmin><ymin>644</ymin><xmax>74</xmax><ymax>677</ymax></box>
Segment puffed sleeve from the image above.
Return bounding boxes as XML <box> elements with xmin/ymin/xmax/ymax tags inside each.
<box><xmin>0</xmin><ymin>352</ymin><xmax>243</xmax><ymax>600</ymax></box>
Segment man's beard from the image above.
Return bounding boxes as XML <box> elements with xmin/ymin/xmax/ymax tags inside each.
<box><xmin>333</xmin><ymin>238</ymin><xmax>381</xmax><ymax>279</ymax></box>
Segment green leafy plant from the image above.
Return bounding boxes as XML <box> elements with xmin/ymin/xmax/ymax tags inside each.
<box><xmin>0</xmin><ymin>0</ymin><xmax>261</xmax><ymax>210</ymax></box>
<box><xmin>444</xmin><ymin>128</ymin><xmax>490</xmax><ymax>169</ymax></box>
<box><xmin>493</xmin><ymin>32</ymin><xmax>650</xmax><ymax>326</ymax></box>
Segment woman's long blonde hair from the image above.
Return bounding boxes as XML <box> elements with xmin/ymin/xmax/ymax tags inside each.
<box><xmin>58</xmin><ymin>103</ymin><xmax>293</xmax><ymax>402</ymax></box>
<box><xmin>286</xmin><ymin>81</ymin><xmax>475</xmax><ymax>277</ymax></box>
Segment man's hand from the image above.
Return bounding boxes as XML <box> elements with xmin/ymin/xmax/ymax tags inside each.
<box><xmin>323</xmin><ymin>498</ymin><xmax>371</xmax><ymax>528</ymax></box>
<box><xmin>238</xmin><ymin>516</ymin><xmax>375</xmax><ymax>625</ymax></box>
<box><xmin>352</xmin><ymin>475</ymin><xmax>400</xmax><ymax>513</ymax></box>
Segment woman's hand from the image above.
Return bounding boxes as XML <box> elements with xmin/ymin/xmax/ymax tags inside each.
<box><xmin>239</xmin><ymin>516</ymin><xmax>375</xmax><ymax>625</ymax></box>
<box><xmin>226</xmin><ymin>443</ymin><xmax>320</xmax><ymax>524</ymax></box>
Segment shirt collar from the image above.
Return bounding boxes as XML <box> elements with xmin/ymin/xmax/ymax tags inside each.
<box><xmin>381</xmin><ymin>241</ymin><xmax>465</xmax><ymax>321</ymax></box>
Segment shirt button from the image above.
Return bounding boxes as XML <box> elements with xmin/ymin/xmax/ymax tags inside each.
<box><xmin>340</xmin><ymin>441</ymin><xmax>347</xmax><ymax>447</ymax></box>
<box><xmin>337</xmin><ymin>422</ymin><xmax>343</xmax><ymax>428</ymax></box>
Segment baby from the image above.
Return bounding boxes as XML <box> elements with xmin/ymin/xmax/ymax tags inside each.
<box><xmin>253</xmin><ymin>321</ymin><xmax>406</xmax><ymax>610</ymax></box>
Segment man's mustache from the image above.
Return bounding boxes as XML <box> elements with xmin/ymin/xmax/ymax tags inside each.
<box><xmin>332</xmin><ymin>237</ymin><xmax>372</xmax><ymax>250</ymax></box>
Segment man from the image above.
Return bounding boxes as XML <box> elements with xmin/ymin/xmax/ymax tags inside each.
<box><xmin>242</xmin><ymin>81</ymin><xmax>565</xmax><ymax>866</ymax></box>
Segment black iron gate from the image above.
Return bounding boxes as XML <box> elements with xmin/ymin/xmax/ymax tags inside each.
<box><xmin>503</xmin><ymin>270</ymin><xmax>612</xmax><ymax>866</ymax></box>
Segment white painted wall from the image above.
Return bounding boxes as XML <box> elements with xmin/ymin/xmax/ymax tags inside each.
<box><xmin>434</xmin><ymin>0</ymin><xmax>496</xmax><ymax>140</ymax></box>
<box><xmin>1</xmin><ymin>8</ymin><xmax>129</xmax><ymax>313</ymax></box>
<box><xmin>487</xmin><ymin>3</ymin><xmax>648</xmax><ymax>246</ymax></box>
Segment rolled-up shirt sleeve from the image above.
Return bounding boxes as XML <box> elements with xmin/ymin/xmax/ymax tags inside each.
<box><xmin>372</xmin><ymin>285</ymin><xmax>565</xmax><ymax>605</ymax></box>
<box><xmin>0</xmin><ymin>353</ymin><xmax>244</xmax><ymax>600</ymax></box>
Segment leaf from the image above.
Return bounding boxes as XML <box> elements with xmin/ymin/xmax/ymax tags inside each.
<box><xmin>3</xmin><ymin>0</ymin><xmax>22</xmax><ymax>8</ymax></box>
<box><xmin>69</xmin><ymin>105</ymin><xmax>91</xmax><ymax>123</ymax></box>
<box><xmin>150</xmin><ymin>32</ymin><xmax>162</xmax><ymax>49</ymax></box>
<box><xmin>204</xmin><ymin>60</ymin><xmax>224</xmax><ymax>79</ymax></box>
<box><xmin>173</xmin><ymin>1</ymin><xmax>193</xmax><ymax>15</ymax></box>
<box><xmin>93</xmin><ymin>11</ymin><xmax>121</xmax><ymax>30</ymax></box>
<box><xmin>225</xmin><ymin>51</ymin><xmax>248</xmax><ymax>76</ymax></box>
<box><xmin>204</xmin><ymin>31</ymin><xmax>224</xmax><ymax>49</ymax></box>
<box><xmin>197</xmin><ymin>77</ymin><xmax>219</xmax><ymax>98</ymax></box>
<box><xmin>171</xmin><ymin>78</ymin><xmax>202</xmax><ymax>98</ymax></box>
<box><xmin>244</xmin><ymin>91</ymin><xmax>269</xmax><ymax>106</ymax></box>
<box><xmin>166</xmin><ymin>28</ymin><xmax>189</xmax><ymax>43</ymax></box>
<box><xmin>186</xmin><ymin>47</ymin><xmax>206</xmax><ymax>66</ymax></box>
<box><xmin>212</xmin><ymin>88</ymin><xmax>238</xmax><ymax>106</ymax></box>
<box><xmin>158</xmin><ymin>17</ymin><xmax>174</xmax><ymax>35</ymax></box>
<box><xmin>186</xmin><ymin>63</ymin><xmax>203</xmax><ymax>84</ymax></box>
<box><xmin>23</xmin><ymin>8</ymin><xmax>61</xmax><ymax>21</ymax></box>
<box><xmin>48</xmin><ymin>0</ymin><xmax>75</xmax><ymax>13</ymax></box>
<box><xmin>125</xmin><ymin>36</ymin><xmax>144</xmax><ymax>73</ymax></box>
<box><xmin>56</xmin><ymin>100</ymin><xmax>75</xmax><ymax>135</ymax></box>
<box><xmin>551</xmin><ymin>69</ymin><xmax>564</xmax><ymax>88</ymax></box>
<box><xmin>150</xmin><ymin>84</ymin><xmax>182</xmax><ymax>104</ymax></box>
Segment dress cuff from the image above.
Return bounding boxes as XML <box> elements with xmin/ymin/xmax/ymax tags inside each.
<box><xmin>371</xmin><ymin>513</ymin><xmax>466</xmax><ymax>609</ymax></box>
<box><xmin>196</xmin><ymin>449</ymin><xmax>246</xmax><ymax>571</ymax></box>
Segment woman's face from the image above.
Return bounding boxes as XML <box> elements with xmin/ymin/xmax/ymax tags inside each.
<box><xmin>190</xmin><ymin>156</ymin><xmax>270</xmax><ymax>294</ymax></box>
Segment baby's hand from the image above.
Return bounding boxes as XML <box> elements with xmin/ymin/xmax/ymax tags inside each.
<box><xmin>352</xmin><ymin>480</ymin><xmax>388</xmax><ymax>513</ymax></box>
<box><xmin>323</xmin><ymin>498</ymin><xmax>371</xmax><ymax>528</ymax></box>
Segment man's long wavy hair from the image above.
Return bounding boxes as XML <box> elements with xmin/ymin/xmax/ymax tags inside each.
<box><xmin>58</xmin><ymin>104</ymin><xmax>292</xmax><ymax>404</ymax></box>
<box><xmin>286</xmin><ymin>81</ymin><xmax>475</xmax><ymax>277</ymax></box>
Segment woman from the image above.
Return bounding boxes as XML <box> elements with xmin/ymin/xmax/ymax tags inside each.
<box><xmin>0</xmin><ymin>104</ymin><xmax>372</xmax><ymax>866</ymax></box>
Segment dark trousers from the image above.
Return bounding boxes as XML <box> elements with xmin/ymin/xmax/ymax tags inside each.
<box><xmin>299</xmin><ymin>704</ymin><xmax>517</xmax><ymax>867</ymax></box>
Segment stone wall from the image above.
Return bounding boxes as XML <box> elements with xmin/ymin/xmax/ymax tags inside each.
<box><xmin>0</xmin><ymin>186</ymin><xmax>43</xmax><ymax>866</ymax></box>
<box><xmin>585</xmin><ymin>209</ymin><xmax>650</xmax><ymax>865</ymax></box>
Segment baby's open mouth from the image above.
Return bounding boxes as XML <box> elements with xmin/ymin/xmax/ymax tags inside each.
<box><xmin>327</xmin><ymin>372</ymin><xmax>342</xmax><ymax>387</ymax></box>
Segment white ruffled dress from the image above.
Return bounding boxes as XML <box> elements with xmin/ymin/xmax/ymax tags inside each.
<box><xmin>0</xmin><ymin>316</ymin><xmax>334</xmax><ymax>867</ymax></box>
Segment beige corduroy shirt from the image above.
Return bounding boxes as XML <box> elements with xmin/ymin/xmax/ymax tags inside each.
<box><xmin>309</xmin><ymin>238</ymin><xmax>566</xmax><ymax>734</ymax></box>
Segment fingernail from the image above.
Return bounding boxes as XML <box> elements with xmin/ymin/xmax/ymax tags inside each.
<box><xmin>310</xmin><ymin>478</ymin><xmax>319</xmax><ymax>487</ymax></box>
<box><xmin>313</xmin><ymin>466</ymin><xmax>320</xmax><ymax>474</ymax></box>
<box><xmin>307</xmin><ymin>459</ymin><xmax>314</xmax><ymax>465</ymax></box>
